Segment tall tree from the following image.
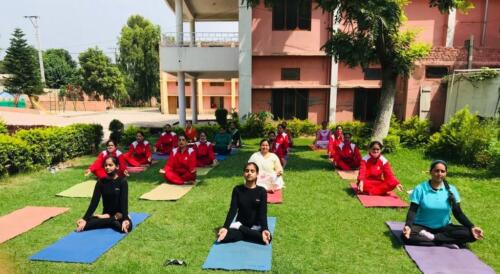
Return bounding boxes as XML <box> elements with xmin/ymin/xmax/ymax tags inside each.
<box><xmin>3</xmin><ymin>28</ymin><xmax>43</xmax><ymax>106</ymax></box>
<box><xmin>118</xmin><ymin>15</ymin><xmax>160</xmax><ymax>106</ymax></box>
<box><xmin>43</xmin><ymin>48</ymin><xmax>78</xmax><ymax>89</ymax></box>
<box><xmin>78</xmin><ymin>47</ymin><xmax>128</xmax><ymax>103</ymax></box>
<box><xmin>244</xmin><ymin>0</ymin><xmax>472</xmax><ymax>140</ymax></box>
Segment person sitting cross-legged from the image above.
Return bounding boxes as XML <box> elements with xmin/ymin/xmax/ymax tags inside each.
<box><xmin>160</xmin><ymin>134</ymin><xmax>197</xmax><ymax>185</ymax></box>
<box><xmin>332</xmin><ymin>132</ymin><xmax>362</xmax><ymax>170</ymax></box>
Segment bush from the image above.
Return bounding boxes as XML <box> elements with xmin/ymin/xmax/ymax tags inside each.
<box><xmin>109</xmin><ymin>119</ymin><xmax>124</xmax><ymax>144</ymax></box>
<box><xmin>400</xmin><ymin>116</ymin><xmax>431</xmax><ymax>147</ymax></box>
<box><xmin>284</xmin><ymin>118</ymin><xmax>319</xmax><ymax>137</ymax></box>
<box><xmin>0</xmin><ymin>120</ymin><xmax>7</xmax><ymax>134</ymax></box>
<box><xmin>241</xmin><ymin>111</ymin><xmax>274</xmax><ymax>138</ymax></box>
<box><xmin>426</xmin><ymin>107</ymin><xmax>495</xmax><ymax>167</ymax></box>
<box><xmin>230</xmin><ymin>109</ymin><xmax>240</xmax><ymax>128</ymax></box>
<box><xmin>215</xmin><ymin>108</ymin><xmax>229</xmax><ymax>127</ymax></box>
<box><xmin>121</xmin><ymin>125</ymin><xmax>151</xmax><ymax>146</ymax></box>
<box><xmin>0</xmin><ymin>135</ymin><xmax>32</xmax><ymax>176</ymax></box>
<box><xmin>383</xmin><ymin>134</ymin><xmax>401</xmax><ymax>153</ymax></box>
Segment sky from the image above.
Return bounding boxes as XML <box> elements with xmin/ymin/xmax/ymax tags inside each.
<box><xmin>0</xmin><ymin>0</ymin><xmax>238</xmax><ymax>61</ymax></box>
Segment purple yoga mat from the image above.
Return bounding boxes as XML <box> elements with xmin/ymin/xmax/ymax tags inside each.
<box><xmin>386</xmin><ymin>221</ymin><xmax>494</xmax><ymax>274</ymax></box>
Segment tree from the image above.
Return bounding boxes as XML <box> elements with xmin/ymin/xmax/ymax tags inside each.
<box><xmin>243</xmin><ymin>0</ymin><xmax>472</xmax><ymax>140</ymax></box>
<box><xmin>0</xmin><ymin>60</ymin><xmax>6</xmax><ymax>74</ymax></box>
<box><xmin>118</xmin><ymin>15</ymin><xmax>160</xmax><ymax>106</ymax></box>
<box><xmin>78</xmin><ymin>47</ymin><xmax>128</xmax><ymax>103</ymax></box>
<box><xmin>3</xmin><ymin>28</ymin><xmax>43</xmax><ymax>106</ymax></box>
<box><xmin>43</xmin><ymin>48</ymin><xmax>78</xmax><ymax>89</ymax></box>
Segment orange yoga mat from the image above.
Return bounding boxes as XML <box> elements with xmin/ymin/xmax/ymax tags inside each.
<box><xmin>267</xmin><ymin>190</ymin><xmax>283</xmax><ymax>204</ymax></box>
<box><xmin>350</xmin><ymin>183</ymin><xmax>408</xmax><ymax>208</ymax></box>
<box><xmin>337</xmin><ymin>170</ymin><xmax>359</xmax><ymax>180</ymax></box>
<box><xmin>0</xmin><ymin>206</ymin><xmax>69</xmax><ymax>244</ymax></box>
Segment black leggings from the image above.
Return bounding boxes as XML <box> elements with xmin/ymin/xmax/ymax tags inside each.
<box><xmin>221</xmin><ymin>225</ymin><xmax>271</xmax><ymax>245</ymax></box>
<box><xmin>402</xmin><ymin>224</ymin><xmax>475</xmax><ymax>246</ymax></box>
<box><xmin>84</xmin><ymin>216</ymin><xmax>133</xmax><ymax>233</ymax></box>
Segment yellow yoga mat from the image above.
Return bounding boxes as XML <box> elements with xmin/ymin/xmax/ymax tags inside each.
<box><xmin>336</xmin><ymin>170</ymin><xmax>359</xmax><ymax>180</ymax></box>
<box><xmin>139</xmin><ymin>183</ymin><xmax>194</xmax><ymax>201</ymax></box>
<box><xmin>56</xmin><ymin>180</ymin><xmax>96</xmax><ymax>198</ymax></box>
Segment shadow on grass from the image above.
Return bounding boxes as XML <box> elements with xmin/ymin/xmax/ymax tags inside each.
<box><xmin>286</xmin><ymin>153</ymin><xmax>332</xmax><ymax>172</ymax></box>
<box><xmin>449</xmin><ymin>170</ymin><xmax>500</xmax><ymax>180</ymax></box>
<box><xmin>384</xmin><ymin>230</ymin><xmax>404</xmax><ymax>249</ymax></box>
<box><xmin>343</xmin><ymin>187</ymin><xmax>356</xmax><ymax>197</ymax></box>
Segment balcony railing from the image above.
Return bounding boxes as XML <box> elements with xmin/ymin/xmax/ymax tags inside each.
<box><xmin>161</xmin><ymin>32</ymin><xmax>239</xmax><ymax>48</ymax></box>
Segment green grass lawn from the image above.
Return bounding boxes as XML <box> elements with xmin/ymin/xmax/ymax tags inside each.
<box><xmin>0</xmin><ymin>138</ymin><xmax>498</xmax><ymax>273</ymax></box>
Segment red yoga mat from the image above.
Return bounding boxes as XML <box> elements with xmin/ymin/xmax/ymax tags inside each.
<box><xmin>350</xmin><ymin>183</ymin><xmax>408</xmax><ymax>208</ymax></box>
<box><xmin>127</xmin><ymin>166</ymin><xmax>146</xmax><ymax>173</ymax></box>
<box><xmin>267</xmin><ymin>190</ymin><xmax>283</xmax><ymax>204</ymax></box>
<box><xmin>308</xmin><ymin>144</ymin><xmax>326</xmax><ymax>152</ymax></box>
<box><xmin>0</xmin><ymin>206</ymin><xmax>69</xmax><ymax>244</ymax></box>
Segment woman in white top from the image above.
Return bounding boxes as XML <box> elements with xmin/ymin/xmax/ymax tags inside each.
<box><xmin>248</xmin><ymin>139</ymin><xmax>285</xmax><ymax>192</ymax></box>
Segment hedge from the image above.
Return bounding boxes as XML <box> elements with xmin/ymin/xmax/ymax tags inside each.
<box><xmin>0</xmin><ymin>135</ymin><xmax>32</xmax><ymax>176</ymax></box>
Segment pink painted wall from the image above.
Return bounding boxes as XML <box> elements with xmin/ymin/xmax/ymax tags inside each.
<box><xmin>455</xmin><ymin>0</ymin><xmax>500</xmax><ymax>49</ymax></box>
<box><xmin>252</xmin><ymin>56</ymin><xmax>330</xmax><ymax>87</ymax></box>
<box><xmin>402</xmin><ymin>0</ymin><xmax>448</xmax><ymax>47</ymax></box>
<box><xmin>252</xmin><ymin>89</ymin><xmax>272</xmax><ymax>113</ymax></box>
<box><xmin>336</xmin><ymin>89</ymin><xmax>354</xmax><ymax>122</ymax></box>
<box><xmin>337</xmin><ymin>64</ymin><xmax>381</xmax><ymax>88</ymax></box>
<box><xmin>252</xmin><ymin>2</ymin><xmax>330</xmax><ymax>55</ymax></box>
<box><xmin>308</xmin><ymin>90</ymin><xmax>328</xmax><ymax>124</ymax></box>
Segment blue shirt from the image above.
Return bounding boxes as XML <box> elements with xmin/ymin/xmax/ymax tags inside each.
<box><xmin>411</xmin><ymin>181</ymin><xmax>461</xmax><ymax>229</ymax></box>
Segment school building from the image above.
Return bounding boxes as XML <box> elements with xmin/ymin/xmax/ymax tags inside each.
<box><xmin>160</xmin><ymin>0</ymin><xmax>500</xmax><ymax>126</ymax></box>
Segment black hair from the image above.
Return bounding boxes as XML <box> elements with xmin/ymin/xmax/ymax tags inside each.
<box><xmin>344</xmin><ymin>132</ymin><xmax>352</xmax><ymax>138</ymax></box>
<box><xmin>430</xmin><ymin>159</ymin><xmax>448</xmax><ymax>172</ymax></box>
<box><xmin>199</xmin><ymin>131</ymin><xmax>207</xmax><ymax>137</ymax></box>
<box><xmin>245</xmin><ymin>162</ymin><xmax>259</xmax><ymax>174</ymax></box>
<box><xmin>136</xmin><ymin>131</ymin><xmax>145</xmax><ymax>137</ymax></box>
<box><xmin>335</xmin><ymin>125</ymin><xmax>342</xmax><ymax>130</ymax></box>
<box><xmin>268</xmin><ymin>131</ymin><xmax>276</xmax><ymax>136</ymax></box>
<box><xmin>259</xmin><ymin>139</ymin><xmax>270</xmax><ymax>146</ymax></box>
<box><xmin>177</xmin><ymin>134</ymin><xmax>187</xmax><ymax>140</ymax></box>
<box><xmin>104</xmin><ymin>156</ymin><xmax>119</xmax><ymax>167</ymax></box>
<box><xmin>429</xmin><ymin>160</ymin><xmax>455</xmax><ymax>208</ymax></box>
<box><xmin>369</xmin><ymin>140</ymin><xmax>383</xmax><ymax>149</ymax></box>
<box><xmin>105</xmin><ymin>139</ymin><xmax>116</xmax><ymax>147</ymax></box>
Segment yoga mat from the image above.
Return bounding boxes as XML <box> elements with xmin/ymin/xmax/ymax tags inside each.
<box><xmin>127</xmin><ymin>166</ymin><xmax>146</xmax><ymax>173</ymax></box>
<box><xmin>216</xmin><ymin>155</ymin><xmax>227</xmax><ymax>161</ymax></box>
<box><xmin>56</xmin><ymin>180</ymin><xmax>96</xmax><ymax>198</ymax></box>
<box><xmin>30</xmin><ymin>213</ymin><xmax>149</xmax><ymax>264</ymax></box>
<box><xmin>337</xmin><ymin>170</ymin><xmax>359</xmax><ymax>180</ymax></box>
<box><xmin>386</xmin><ymin>221</ymin><xmax>495</xmax><ymax>274</ymax></box>
<box><xmin>152</xmin><ymin>153</ymin><xmax>168</xmax><ymax>161</ymax></box>
<box><xmin>267</xmin><ymin>190</ymin><xmax>283</xmax><ymax>204</ymax></box>
<box><xmin>203</xmin><ymin>217</ymin><xmax>276</xmax><ymax>271</ymax></box>
<box><xmin>350</xmin><ymin>183</ymin><xmax>408</xmax><ymax>207</ymax></box>
<box><xmin>308</xmin><ymin>144</ymin><xmax>326</xmax><ymax>151</ymax></box>
<box><xmin>0</xmin><ymin>206</ymin><xmax>69</xmax><ymax>244</ymax></box>
<box><xmin>197</xmin><ymin>166</ymin><xmax>214</xmax><ymax>176</ymax></box>
<box><xmin>139</xmin><ymin>184</ymin><xmax>194</xmax><ymax>201</ymax></box>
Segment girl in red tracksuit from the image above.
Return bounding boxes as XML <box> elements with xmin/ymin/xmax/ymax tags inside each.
<box><xmin>327</xmin><ymin>125</ymin><xmax>344</xmax><ymax>158</ymax></box>
<box><xmin>333</xmin><ymin>133</ymin><xmax>362</xmax><ymax>170</ymax></box>
<box><xmin>275</xmin><ymin>125</ymin><xmax>289</xmax><ymax>162</ymax></box>
<box><xmin>154</xmin><ymin>124</ymin><xmax>178</xmax><ymax>155</ymax></box>
<box><xmin>124</xmin><ymin>131</ymin><xmax>152</xmax><ymax>167</ymax></box>
<box><xmin>357</xmin><ymin>141</ymin><xmax>403</xmax><ymax>195</ymax></box>
<box><xmin>194</xmin><ymin>131</ymin><xmax>217</xmax><ymax>167</ymax></box>
<box><xmin>161</xmin><ymin>134</ymin><xmax>197</xmax><ymax>185</ymax></box>
<box><xmin>268</xmin><ymin>131</ymin><xmax>285</xmax><ymax>166</ymax></box>
<box><xmin>86</xmin><ymin>140</ymin><xmax>128</xmax><ymax>179</ymax></box>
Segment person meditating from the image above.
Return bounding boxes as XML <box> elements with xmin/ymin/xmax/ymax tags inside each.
<box><xmin>332</xmin><ymin>133</ymin><xmax>362</xmax><ymax>170</ymax></box>
<box><xmin>85</xmin><ymin>139</ymin><xmax>128</xmax><ymax>179</ymax></box>
<box><xmin>281</xmin><ymin>121</ymin><xmax>293</xmax><ymax>147</ymax></box>
<box><xmin>160</xmin><ymin>134</ymin><xmax>197</xmax><ymax>185</ymax></box>
<box><xmin>230</xmin><ymin>121</ymin><xmax>242</xmax><ymax>148</ymax></box>
<box><xmin>184</xmin><ymin>120</ymin><xmax>197</xmax><ymax>143</ymax></box>
<box><xmin>327</xmin><ymin>125</ymin><xmax>344</xmax><ymax>159</ymax></box>
<box><xmin>213</xmin><ymin>126</ymin><xmax>232</xmax><ymax>155</ymax></box>
<box><xmin>402</xmin><ymin>160</ymin><xmax>484</xmax><ymax>248</ymax></box>
<box><xmin>268</xmin><ymin>131</ymin><xmax>285</xmax><ymax>166</ymax></box>
<box><xmin>275</xmin><ymin>124</ymin><xmax>290</xmax><ymax>166</ymax></box>
<box><xmin>357</xmin><ymin>141</ymin><xmax>403</xmax><ymax>195</ymax></box>
<box><xmin>124</xmin><ymin>131</ymin><xmax>152</xmax><ymax>167</ymax></box>
<box><xmin>216</xmin><ymin>162</ymin><xmax>272</xmax><ymax>245</ymax></box>
<box><xmin>76</xmin><ymin>156</ymin><xmax>132</xmax><ymax>233</ymax></box>
<box><xmin>248</xmin><ymin>139</ymin><xmax>284</xmax><ymax>192</ymax></box>
<box><xmin>154</xmin><ymin>124</ymin><xmax>178</xmax><ymax>155</ymax></box>
<box><xmin>314</xmin><ymin>121</ymin><xmax>331</xmax><ymax>149</ymax></box>
<box><xmin>194</xmin><ymin>131</ymin><xmax>217</xmax><ymax>167</ymax></box>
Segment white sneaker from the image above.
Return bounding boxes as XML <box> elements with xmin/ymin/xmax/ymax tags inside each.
<box><xmin>230</xmin><ymin>221</ymin><xmax>242</xmax><ymax>230</ymax></box>
<box><xmin>418</xmin><ymin>229</ymin><xmax>435</xmax><ymax>241</ymax></box>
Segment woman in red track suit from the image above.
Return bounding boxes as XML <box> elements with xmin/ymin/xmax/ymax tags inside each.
<box><xmin>124</xmin><ymin>131</ymin><xmax>152</xmax><ymax>167</ymax></box>
<box><xmin>85</xmin><ymin>140</ymin><xmax>128</xmax><ymax>179</ymax></box>
<box><xmin>357</xmin><ymin>141</ymin><xmax>403</xmax><ymax>195</ymax></box>
<box><xmin>160</xmin><ymin>134</ymin><xmax>197</xmax><ymax>185</ymax></box>
<box><xmin>327</xmin><ymin>125</ymin><xmax>344</xmax><ymax>159</ymax></box>
<box><xmin>333</xmin><ymin>133</ymin><xmax>362</xmax><ymax>170</ymax></box>
<box><xmin>154</xmin><ymin>124</ymin><xmax>178</xmax><ymax>155</ymax></box>
<box><xmin>194</xmin><ymin>131</ymin><xmax>217</xmax><ymax>167</ymax></box>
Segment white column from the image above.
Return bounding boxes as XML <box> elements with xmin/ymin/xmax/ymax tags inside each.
<box><xmin>189</xmin><ymin>20</ymin><xmax>195</xmax><ymax>47</ymax></box>
<box><xmin>175</xmin><ymin>0</ymin><xmax>186</xmax><ymax>126</ymax></box>
<box><xmin>329</xmin><ymin>10</ymin><xmax>340</xmax><ymax>123</ymax></box>
<box><xmin>445</xmin><ymin>8</ymin><xmax>456</xmax><ymax>48</ymax></box>
<box><xmin>192</xmin><ymin>76</ymin><xmax>198</xmax><ymax>123</ymax></box>
<box><xmin>238</xmin><ymin>3</ymin><xmax>252</xmax><ymax>120</ymax></box>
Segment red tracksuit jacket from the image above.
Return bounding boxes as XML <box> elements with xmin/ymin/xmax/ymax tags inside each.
<box><xmin>155</xmin><ymin>132</ymin><xmax>178</xmax><ymax>154</ymax></box>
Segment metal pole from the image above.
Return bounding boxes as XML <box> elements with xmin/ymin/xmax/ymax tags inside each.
<box><xmin>24</xmin><ymin>16</ymin><xmax>45</xmax><ymax>84</ymax></box>
<box><xmin>481</xmin><ymin>0</ymin><xmax>489</xmax><ymax>46</ymax></box>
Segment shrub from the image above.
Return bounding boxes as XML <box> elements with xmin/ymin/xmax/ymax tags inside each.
<box><xmin>194</xmin><ymin>124</ymin><xmax>219</xmax><ymax>140</ymax></box>
<box><xmin>400</xmin><ymin>116</ymin><xmax>431</xmax><ymax>147</ymax></box>
<box><xmin>121</xmin><ymin>125</ymin><xmax>151</xmax><ymax>146</ymax></box>
<box><xmin>426</xmin><ymin>107</ymin><xmax>495</xmax><ymax>167</ymax></box>
<box><xmin>0</xmin><ymin>135</ymin><xmax>32</xmax><ymax>176</ymax></box>
<box><xmin>383</xmin><ymin>134</ymin><xmax>401</xmax><ymax>153</ymax></box>
<box><xmin>335</xmin><ymin>121</ymin><xmax>372</xmax><ymax>149</ymax></box>
<box><xmin>241</xmin><ymin>111</ymin><xmax>274</xmax><ymax>138</ymax></box>
<box><xmin>0</xmin><ymin>119</ymin><xmax>7</xmax><ymax>134</ymax></box>
<box><xmin>283</xmin><ymin>118</ymin><xmax>319</xmax><ymax>137</ymax></box>
<box><xmin>109</xmin><ymin>119</ymin><xmax>124</xmax><ymax>144</ymax></box>
<box><xmin>215</xmin><ymin>108</ymin><xmax>229</xmax><ymax>127</ymax></box>
<box><xmin>230</xmin><ymin>109</ymin><xmax>240</xmax><ymax>128</ymax></box>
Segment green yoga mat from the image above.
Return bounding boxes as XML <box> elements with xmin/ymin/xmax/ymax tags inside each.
<box><xmin>56</xmin><ymin>180</ymin><xmax>96</xmax><ymax>198</ymax></box>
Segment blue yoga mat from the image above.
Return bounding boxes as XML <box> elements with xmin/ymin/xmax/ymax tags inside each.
<box><xmin>216</xmin><ymin>155</ymin><xmax>228</xmax><ymax>161</ymax></box>
<box><xmin>30</xmin><ymin>213</ymin><xmax>149</xmax><ymax>264</ymax></box>
<box><xmin>152</xmin><ymin>153</ymin><xmax>169</xmax><ymax>161</ymax></box>
<box><xmin>202</xmin><ymin>217</ymin><xmax>276</xmax><ymax>271</ymax></box>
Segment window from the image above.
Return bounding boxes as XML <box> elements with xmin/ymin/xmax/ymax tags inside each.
<box><xmin>210</xmin><ymin>96</ymin><xmax>224</xmax><ymax>109</ymax></box>
<box><xmin>273</xmin><ymin>0</ymin><xmax>311</xmax><ymax>30</ymax></box>
<box><xmin>281</xmin><ymin>68</ymin><xmax>300</xmax><ymax>80</ymax></box>
<box><xmin>209</xmin><ymin>82</ymin><xmax>225</xmax><ymax>87</ymax></box>
<box><xmin>175</xmin><ymin>81</ymin><xmax>191</xmax><ymax>86</ymax></box>
<box><xmin>176</xmin><ymin>96</ymin><xmax>191</xmax><ymax>108</ymax></box>
<box><xmin>364</xmin><ymin>68</ymin><xmax>382</xmax><ymax>80</ymax></box>
<box><xmin>425</xmin><ymin>66</ymin><xmax>449</xmax><ymax>79</ymax></box>
<box><xmin>272</xmin><ymin>89</ymin><xmax>308</xmax><ymax>120</ymax></box>
<box><xmin>354</xmin><ymin>89</ymin><xmax>380</xmax><ymax>122</ymax></box>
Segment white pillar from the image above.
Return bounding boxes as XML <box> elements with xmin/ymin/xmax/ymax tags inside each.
<box><xmin>445</xmin><ymin>8</ymin><xmax>456</xmax><ymax>48</ymax></box>
<box><xmin>175</xmin><ymin>0</ymin><xmax>186</xmax><ymax>126</ymax></box>
<box><xmin>238</xmin><ymin>3</ymin><xmax>252</xmax><ymax>120</ymax></box>
<box><xmin>329</xmin><ymin>10</ymin><xmax>340</xmax><ymax>123</ymax></box>
<box><xmin>189</xmin><ymin>20</ymin><xmax>195</xmax><ymax>47</ymax></box>
<box><xmin>192</xmin><ymin>76</ymin><xmax>198</xmax><ymax>123</ymax></box>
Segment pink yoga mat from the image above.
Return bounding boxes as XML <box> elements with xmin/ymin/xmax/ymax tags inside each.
<box><xmin>308</xmin><ymin>144</ymin><xmax>326</xmax><ymax>152</ymax></box>
<box><xmin>267</xmin><ymin>190</ymin><xmax>283</xmax><ymax>204</ymax></box>
<box><xmin>0</xmin><ymin>206</ymin><xmax>69</xmax><ymax>244</ymax></box>
<box><xmin>350</xmin><ymin>183</ymin><xmax>408</xmax><ymax>207</ymax></box>
<box><xmin>127</xmin><ymin>166</ymin><xmax>146</xmax><ymax>173</ymax></box>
